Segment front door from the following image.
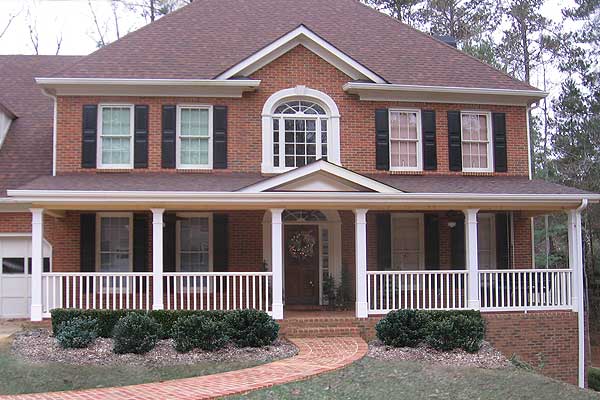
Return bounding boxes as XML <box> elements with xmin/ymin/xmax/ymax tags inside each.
<box><xmin>284</xmin><ymin>225</ymin><xmax>319</xmax><ymax>305</ymax></box>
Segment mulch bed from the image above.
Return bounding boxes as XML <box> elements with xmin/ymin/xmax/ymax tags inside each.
<box><xmin>368</xmin><ymin>340</ymin><xmax>512</xmax><ymax>369</ymax></box>
<box><xmin>12</xmin><ymin>329</ymin><xmax>298</xmax><ymax>367</ymax></box>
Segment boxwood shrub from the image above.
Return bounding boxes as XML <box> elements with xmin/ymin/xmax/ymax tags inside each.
<box><xmin>589</xmin><ymin>367</ymin><xmax>600</xmax><ymax>392</ymax></box>
<box><xmin>376</xmin><ymin>309</ymin><xmax>485</xmax><ymax>353</ymax></box>
<box><xmin>225</xmin><ymin>309</ymin><xmax>279</xmax><ymax>347</ymax></box>
<box><xmin>112</xmin><ymin>313</ymin><xmax>160</xmax><ymax>354</ymax></box>
<box><xmin>55</xmin><ymin>317</ymin><xmax>98</xmax><ymax>349</ymax></box>
<box><xmin>172</xmin><ymin>315</ymin><xmax>229</xmax><ymax>352</ymax></box>
<box><xmin>51</xmin><ymin>309</ymin><xmax>145</xmax><ymax>338</ymax></box>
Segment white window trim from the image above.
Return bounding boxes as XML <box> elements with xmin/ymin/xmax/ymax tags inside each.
<box><xmin>97</xmin><ymin>104</ymin><xmax>135</xmax><ymax>169</ymax></box>
<box><xmin>388</xmin><ymin>108</ymin><xmax>423</xmax><ymax>172</ymax></box>
<box><xmin>0</xmin><ymin>236</ymin><xmax>52</xmax><ymax>275</ymax></box>
<box><xmin>460</xmin><ymin>110</ymin><xmax>494</xmax><ymax>173</ymax></box>
<box><xmin>175</xmin><ymin>212</ymin><xmax>213</xmax><ymax>273</ymax></box>
<box><xmin>176</xmin><ymin>105</ymin><xmax>213</xmax><ymax>170</ymax></box>
<box><xmin>95</xmin><ymin>212</ymin><xmax>133</xmax><ymax>272</ymax></box>
<box><xmin>391</xmin><ymin>213</ymin><xmax>425</xmax><ymax>271</ymax></box>
<box><xmin>478</xmin><ymin>213</ymin><xmax>497</xmax><ymax>269</ymax></box>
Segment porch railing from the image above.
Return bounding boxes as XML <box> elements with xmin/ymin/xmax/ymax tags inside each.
<box><xmin>367</xmin><ymin>270</ymin><xmax>469</xmax><ymax>314</ymax></box>
<box><xmin>479</xmin><ymin>269</ymin><xmax>573</xmax><ymax>311</ymax></box>
<box><xmin>41</xmin><ymin>271</ymin><xmax>273</xmax><ymax>317</ymax></box>
<box><xmin>163</xmin><ymin>272</ymin><xmax>272</xmax><ymax>313</ymax></box>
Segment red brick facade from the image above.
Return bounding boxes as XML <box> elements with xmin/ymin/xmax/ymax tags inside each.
<box><xmin>54</xmin><ymin>46</ymin><xmax>529</xmax><ymax>176</ymax></box>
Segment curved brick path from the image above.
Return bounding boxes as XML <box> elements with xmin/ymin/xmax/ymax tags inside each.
<box><xmin>1</xmin><ymin>336</ymin><xmax>367</xmax><ymax>400</ymax></box>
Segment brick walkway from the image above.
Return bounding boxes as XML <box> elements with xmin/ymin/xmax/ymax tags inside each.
<box><xmin>1</xmin><ymin>336</ymin><xmax>367</xmax><ymax>400</ymax></box>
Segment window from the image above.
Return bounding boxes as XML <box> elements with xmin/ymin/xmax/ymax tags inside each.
<box><xmin>391</xmin><ymin>214</ymin><xmax>424</xmax><ymax>271</ymax></box>
<box><xmin>461</xmin><ymin>112</ymin><xmax>493</xmax><ymax>172</ymax></box>
<box><xmin>177</xmin><ymin>214</ymin><xmax>212</xmax><ymax>273</ymax></box>
<box><xmin>177</xmin><ymin>106</ymin><xmax>212</xmax><ymax>169</ymax></box>
<box><xmin>271</xmin><ymin>100</ymin><xmax>328</xmax><ymax>169</ymax></box>
<box><xmin>2</xmin><ymin>258</ymin><xmax>24</xmax><ymax>274</ymax></box>
<box><xmin>96</xmin><ymin>214</ymin><xmax>132</xmax><ymax>273</ymax></box>
<box><xmin>98</xmin><ymin>105</ymin><xmax>134</xmax><ymax>168</ymax></box>
<box><xmin>477</xmin><ymin>214</ymin><xmax>496</xmax><ymax>269</ymax></box>
<box><xmin>389</xmin><ymin>110</ymin><xmax>421</xmax><ymax>170</ymax></box>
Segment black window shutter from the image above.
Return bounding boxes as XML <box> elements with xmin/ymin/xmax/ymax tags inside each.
<box><xmin>213</xmin><ymin>214</ymin><xmax>229</xmax><ymax>272</ymax></box>
<box><xmin>213</xmin><ymin>106</ymin><xmax>228</xmax><ymax>169</ymax></box>
<box><xmin>495</xmin><ymin>213</ymin><xmax>511</xmax><ymax>269</ymax></box>
<box><xmin>492</xmin><ymin>113</ymin><xmax>508</xmax><ymax>172</ymax></box>
<box><xmin>375</xmin><ymin>109</ymin><xmax>390</xmax><ymax>170</ymax></box>
<box><xmin>81</xmin><ymin>105</ymin><xmax>98</xmax><ymax>168</ymax></box>
<box><xmin>447</xmin><ymin>111</ymin><xmax>462</xmax><ymax>171</ymax></box>
<box><xmin>80</xmin><ymin>213</ymin><xmax>96</xmax><ymax>272</ymax></box>
<box><xmin>134</xmin><ymin>105</ymin><xmax>149</xmax><ymax>168</ymax></box>
<box><xmin>424</xmin><ymin>214</ymin><xmax>440</xmax><ymax>270</ymax></box>
<box><xmin>162</xmin><ymin>105</ymin><xmax>176</xmax><ymax>168</ymax></box>
<box><xmin>422</xmin><ymin>110</ymin><xmax>437</xmax><ymax>170</ymax></box>
<box><xmin>376</xmin><ymin>213</ymin><xmax>391</xmax><ymax>270</ymax></box>
<box><xmin>450</xmin><ymin>216</ymin><xmax>465</xmax><ymax>270</ymax></box>
<box><xmin>133</xmin><ymin>213</ymin><xmax>148</xmax><ymax>272</ymax></box>
<box><xmin>163</xmin><ymin>213</ymin><xmax>177</xmax><ymax>272</ymax></box>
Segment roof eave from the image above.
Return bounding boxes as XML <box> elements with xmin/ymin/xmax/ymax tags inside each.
<box><xmin>35</xmin><ymin>77</ymin><xmax>261</xmax><ymax>98</ymax></box>
<box><xmin>343</xmin><ymin>82</ymin><xmax>548</xmax><ymax>106</ymax></box>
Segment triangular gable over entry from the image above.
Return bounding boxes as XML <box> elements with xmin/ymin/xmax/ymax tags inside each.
<box><xmin>238</xmin><ymin>160</ymin><xmax>400</xmax><ymax>193</ymax></box>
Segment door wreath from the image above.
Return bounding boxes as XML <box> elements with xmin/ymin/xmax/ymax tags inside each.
<box><xmin>288</xmin><ymin>231</ymin><xmax>316</xmax><ymax>260</ymax></box>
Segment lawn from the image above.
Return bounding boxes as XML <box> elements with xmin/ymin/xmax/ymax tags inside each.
<box><xmin>0</xmin><ymin>338</ymin><xmax>265</xmax><ymax>396</ymax></box>
<box><xmin>228</xmin><ymin>357</ymin><xmax>600</xmax><ymax>400</ymax></box>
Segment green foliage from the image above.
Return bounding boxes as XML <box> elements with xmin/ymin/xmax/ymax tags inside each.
<box><xmin>376</xmin><ymin>310</ymin><xmax>485</xmax><ymax>352</ymax></box>
<box><xmin>224</xmin><ymin>309</ymin><xmax>279</xmax><ymax>347</ymax></box>
<box><xmin>112</xmin><ymin>313</ymin><xmax>160</xmax><ymax>354</ymax></box>
<box><xmin>589</xmin><ymin>367</ymin><xmax>600</xmax><ymax>391</ymax></box>
<box><xmin>376</xmin><ymin>310</ymin><xmax>431</xmax><ymax>347</ymax></box>
<box><xmin>172</xmin><ymin>315</ymin><xmax>229</xmax><ymax>352</ymax></box>
<box><xmin>148</xmin><ymin>310</ymin><xmax>227</xmax><ymax>339</ymax></box>
<box><xmin>51</xmin><ymin>309</ymin><xmax>144</xmax><ymax>338</ymax></box>
<box><xmin>55</xmin><ymin>317</ymin><xmax>98</xmax><ymax>349</ymax></box>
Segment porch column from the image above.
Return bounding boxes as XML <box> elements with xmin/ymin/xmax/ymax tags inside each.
<box><xmin>151</xmin><ymin>209</ymin><xmax>165</xmax><ymax>310</ymax></box>
<box><xmin>464</xmin><ymin>209</ymin><xmax>480</xmax><ymax>310</ymax></box>
<box><xmin>270</xmin><ymin>208</ymin><xmax>284</xmax><ymax>320</ymax></box>
<box><xmin>568</xmin><ymin>206</ymin><xmax>586</xmax><ymax>388</ymax></box>
<box><xmin>30</xmin><ymin>208</ymin><xmax>44</xmax><ymax>321</ymax></box>
<box><xmin>355</xmin><ymin>209</ymin><xmax>368</xmax><ymax>318</ymax></box>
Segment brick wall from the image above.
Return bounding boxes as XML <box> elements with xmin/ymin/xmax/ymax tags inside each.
<box><xmin>55</xmin><ymin>45</ymin><xmax>529</xmax><ymax>176</ymax></box>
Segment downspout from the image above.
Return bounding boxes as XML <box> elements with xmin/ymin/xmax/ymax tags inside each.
<box><xmin>576</xmin><ymin>198</ymin><xmax>588</xmax><ymax>388</ymax></box>
<box><xmin>40</xmin><ymin>89</ymin><xmax>58</xmax><ymax>176</ymax></box>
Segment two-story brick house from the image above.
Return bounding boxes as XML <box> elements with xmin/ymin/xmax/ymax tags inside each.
<box><xmin>0</xmin><ymin>0</ymin><xmax>597</xmax><ymax>386</ymax></box>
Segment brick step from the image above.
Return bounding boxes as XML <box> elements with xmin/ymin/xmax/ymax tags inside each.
<box><xmin>281</xmin><ymin>320</ymin><xmax>359</xmax><ymax>328</ymax></box>
<box><xmin>280</xmin><ymin>326</ymin><xmax>362</xmax><ymax>338</ymax></box>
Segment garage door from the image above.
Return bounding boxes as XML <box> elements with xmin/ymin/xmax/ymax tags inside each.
<box><xmin>0</xmin><ymin>237</ymin><xmax>51</xmax><ymax>318</ymax></box>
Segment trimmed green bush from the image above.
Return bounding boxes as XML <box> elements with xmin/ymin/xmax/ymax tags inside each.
<box><xmin>112</xmin><ymin>313</ymin><xmax>160</xmax><ymax>354</ymax></box>
<box><xmin>149</xmin><ymin>310</ymin><xmax>227</xmax><ymax>339</ymax></box>
<box><xmin>225</xmin><ymin>309</ymin><xmax>279</xmax><ymax>347</ymax></box>
<box><xmin>376</xmin><ymin>310</ymin><xmax>485</xmax><ymax>352</ymax></box>
<box><xmin>172</xmin><ymin>315</ymin><xmax>229</xmax><ymax>352</ymax></box>
<box><xmin>375</xmin><ymin>309</ymin><xmax>430</xmax><ymax>347</ymax></box>
<box><xmin>589</xmin><ymin>367</ymin><xmax>600</xmax><ymax>392</ymax></box>
<box><xmin>55</xmin><ymin>317</ymin><xmax>98</xmax><ymax>349</ymax></box>
<box><xmin>51</xmin><ymin>309</ymin><xmax>144</xmax><ymax>338</ymax></box>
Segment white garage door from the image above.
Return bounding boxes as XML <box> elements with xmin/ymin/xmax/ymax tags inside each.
<box><xmin>0</xmin><ymin>237</ymin><xmax>51</xmax><ymax>318</ymax></box>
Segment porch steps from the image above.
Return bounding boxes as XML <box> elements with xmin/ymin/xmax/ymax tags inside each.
<box><xmin>278</xmin><ymin>315</ymin><xmax>366</xmax><ymax>338</ymax></box>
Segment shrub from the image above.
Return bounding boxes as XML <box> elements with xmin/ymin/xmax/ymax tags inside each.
<box><xmin>425</xmin><ymin>312</ymin><xmax>485</xmax><ymax>353</ymax></box>
<box><xmin>589</xmin><ymin>368</ymin><xmax>600</xmax><ymax>392</ymax></box>
<box><xmin>112</xmin><ymin>313</ymin><xmax>160</xmax><ymax>354</ymax></box>
<box><xmin>149</xmin><ymin>310</ymin><xmax>227</xmax><ymax>339</ymax></box>
<box><xmin>55</xmin><ymin>317</ymin><xmax>98</xmax><ymax>349</ymax></box>
<box><xmin>225</xmin><ymin>309</ymin><xmax>279</xmax><ymax>347</ymax></box>
<box><xmin>51</xmin><ymin>309</ymin><xmax>144</xmax><ymax>338</ymax></box>
<box><xmin>376</xmin><ymin>309</ymin><xmax>430</xmax><ymax>347</ymax></box>
<box><xmin>172</xmin><ymin>315</ymin><xmax>229</xmax><ymax>352</ymax></box>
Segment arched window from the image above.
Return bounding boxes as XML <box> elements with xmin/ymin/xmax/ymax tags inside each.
<box><xmin>283</xmin><ymin>210</ymin><xmax>328</xmax><ymax>222</ymax></box>
<box><xmin>261</xmin><ymin>86</ymin><xmax>340</xmax><ymax>173</ymax></box>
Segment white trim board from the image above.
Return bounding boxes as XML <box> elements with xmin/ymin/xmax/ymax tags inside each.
<box><xmin>216</xmin><ymin>25</ymin><xmax>385</xmax><ymax>83</ymax></box>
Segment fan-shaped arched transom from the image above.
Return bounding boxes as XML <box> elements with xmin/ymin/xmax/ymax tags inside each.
<box><xmin>283</xmin><ymin>210</ymin><xmax>328</xmax><ymax>222</ymax></box>
<box><xmin>273</xmin><ymin>101</ymin><xmax>327</xmax><ymax>115</ymax></box>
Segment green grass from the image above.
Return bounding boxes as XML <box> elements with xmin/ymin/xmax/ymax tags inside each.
<box><xmin>0</xmin><ymin>339</ymin><xmax>265</xmax><ymax>396</ymax></box>
<box><xmin>228</xmin><ymin>357</ymin><xmax>600</xmax><ymax>400</ymax></box>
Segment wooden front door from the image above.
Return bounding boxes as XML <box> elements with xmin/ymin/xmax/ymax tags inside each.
<box><xmin>284</xmin><ymin>225</ymin><xmax>319</xmax><ymax>305</ymax></box>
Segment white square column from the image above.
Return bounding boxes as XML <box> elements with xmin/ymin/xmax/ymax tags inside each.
<box><xmin>355</xmin><ymin>209</ymin><xmax>368</xmax><ymax>318</ymax></box>
<box><xmin>464</xmin><ymin>209</ymin><xmax>480</xmax><ymax>310</ymax></box>
<box><xmin>151</xmin><ymin>209</ymin><xmax>165</xmax><ymax>310</ymax></box>
<box><xmin>270</xmin><ymin>208</ymin><xmax>284</xmax><ymax>320</ymax></box>
<box><xmin>568</xmin><ymin>208</ymin><xmax>586</xmax><ymax>388</ymax></box>
<box><xmin>30</xmin><ymin>208</ymin><xmax>44</xmax><ymax>321</ymax></box>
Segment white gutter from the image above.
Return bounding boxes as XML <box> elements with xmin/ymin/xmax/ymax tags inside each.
<box><xmin>343</xmin><ymin>82</ymin><xmax>548</xmax><ymax>98</ymax></box>
<box><xmin>35</xmin><ymin>77</ymin><xmax>262</xmax><ymax>87</ymax></box>
<box><xmin>577</xmin><ymin>199</ymin><xmax>589</xmax><ymax>388</ymax></box>
<box><xmin>39</xmin><ymin>88</ymin><xmax>58</xmax><ymax>176</ymax></box>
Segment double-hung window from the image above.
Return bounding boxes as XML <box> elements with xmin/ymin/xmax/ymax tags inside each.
<box><xmin>389</xmin><ymin>109</ymin><xmax>422</xmax><ymax>171</ymax></box>
<box><xmin>177</xmin><ymin>214</ymin><xmax>212</xmax><ymax>273</ymax></box>
<box><xmin>461</xmin><ymin>112</ymin><xmax>493</xmax><ymax>172</ymax></box>
<box><xmin>98</xmin><ymin>105</ymin><xmax>134</xmax><ymax>168</ymax></box>
<box><xmin>477</xmin><ymin>214</ymin><xmax>496</xmax><ymax>269</ymax></box>
<box><xmin>97</xmin><ymin>214</ymin><xmax>132</xmax><ymax>274</ymax></box>
<box><xmin>391</xmin><ymin>213</ymin><xmax>424</xmax><ymax>271</ymax></box>
<box><xmin>177</xmin><ymin>106</ymin><xmax>212</xmax><ymax>169</ymax></box>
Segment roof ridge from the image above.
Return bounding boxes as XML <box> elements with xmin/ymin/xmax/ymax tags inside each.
<box><xmin>350</xmin><ymin>0</ymin><xmax>540</xmax><ymax>92</ymax></box>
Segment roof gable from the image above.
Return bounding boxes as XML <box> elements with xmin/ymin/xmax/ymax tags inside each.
<box><xmin>50</xmin><ymin>0</ymin><xmax>538</xmax><ymax>92</ymax></box>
